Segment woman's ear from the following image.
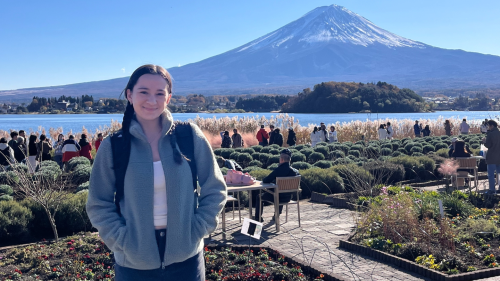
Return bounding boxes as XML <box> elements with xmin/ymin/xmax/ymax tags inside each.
<box><xmin>166</xmin><ymin>93</ymin><xmax>172</xmax><ymax>105</ymax></box>
<box><xmin>126</xmin><ymin>89</ymin><xmax>133</xmax><ymax>104</ymax></box>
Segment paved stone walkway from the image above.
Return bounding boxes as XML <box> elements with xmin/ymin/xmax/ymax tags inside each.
<box><xmin>206</xmin><ymin>201</ymin><xmax>434</xmax><ymax>281</ymax></box>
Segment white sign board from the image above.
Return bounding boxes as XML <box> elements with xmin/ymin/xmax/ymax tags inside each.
<box><xmin>241</xmin><ymin>218</ymin><xmax>263</xmax><ymax>240</ymax></box>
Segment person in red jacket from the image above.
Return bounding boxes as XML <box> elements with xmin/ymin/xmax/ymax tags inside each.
<box><xmin>95</xmin><ymin>133</ymin><xmax>103</xmax><ymax>152</ymax></box>
<box><xmin>78</xmin><ymin>134</ymin><xmax>93</xmax><ymax>160</ymax></box>
<box><xmin>256</xmin><ymin>125</ymin><xmax>269</xmax><ymax>146</ymax></box>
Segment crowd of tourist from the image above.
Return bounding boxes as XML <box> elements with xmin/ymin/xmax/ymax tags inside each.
<box><xmin>0</xmin><ymin>129</ymin><xmax>103</xmax><ymax>172</ymax></box>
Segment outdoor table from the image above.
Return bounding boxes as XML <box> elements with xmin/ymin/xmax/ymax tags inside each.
<box><xmin>226</xmin><ymin>181</ymin><xmax>276</xmax><ymax>219</ymax></box>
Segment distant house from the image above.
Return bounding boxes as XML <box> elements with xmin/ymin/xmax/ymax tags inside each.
<box><xmin>55</xmin><ymin>101</ymin><xmax>69</xmax><ymax>110</ymax></box>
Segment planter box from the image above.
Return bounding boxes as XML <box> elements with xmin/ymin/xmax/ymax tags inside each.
<box><xmin>339</xmin><ymin>240</ymin><xmax>500</xmax><ymax>281</ymax></box>
<box><xmin>310</xmin><ymin>191</ymin><xmax>328</xmax><ymax>203</ymax></box>
<box><xmin>310</xmin><ymin>192</ymin><xmax>353</xmax><ymax>208</ymax></box>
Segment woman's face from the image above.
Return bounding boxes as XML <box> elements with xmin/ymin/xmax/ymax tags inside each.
<box><xmin>126</xmin><ymin>74</ymin><xmax>171</xmax><ymax>122</ymax></box>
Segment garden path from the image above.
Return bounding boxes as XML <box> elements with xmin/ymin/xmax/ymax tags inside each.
<box><xmin>206</xmin><ymin>200</ymin><xmax>432</xmax><ymax>281</ymax></box>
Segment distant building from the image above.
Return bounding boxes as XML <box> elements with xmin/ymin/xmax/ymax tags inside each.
<box><xmin>54</xmin><ymin>101</ymin><xmax>69</xmax><ymax>110</ymax></box>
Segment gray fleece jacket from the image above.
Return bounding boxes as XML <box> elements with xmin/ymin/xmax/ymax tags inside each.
<box><xmin>86</xmin><ymin>110</ymin><xmax>227</xmax><ymax>269</ymax></box>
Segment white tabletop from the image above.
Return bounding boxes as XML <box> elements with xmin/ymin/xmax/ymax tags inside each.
<box><xmin>226</xmin><ymin>181</ymin><xmax>275</xmax><ymax>192</ymax></box>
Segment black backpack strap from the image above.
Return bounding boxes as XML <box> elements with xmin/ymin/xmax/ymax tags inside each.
<box><xmin>110</xmin><ymin>130</ymin><xmax>129</xmax><ymax>216</ymax></box>
<box><xmin>173</xmin><ymin>121</ymin><xmax>198</xmax><ymax>195</ymax></box>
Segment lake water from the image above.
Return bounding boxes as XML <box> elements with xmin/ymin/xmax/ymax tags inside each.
<box><xmin>0</xmin><ymin>111</ymin><xmax>499</xmax><ymax>134</ymax></box>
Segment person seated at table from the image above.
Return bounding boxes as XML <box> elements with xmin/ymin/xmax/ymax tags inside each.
<box><xmin>253</xmin><ymin>149</ymin><xmax>300</xmax><ymax>222</ymax></box>
<box><xmin>217</xmin><ymin>156</ymin><xmax>242</xmax><ymax>172</ymax></box>
<box><xmin>448</xmin><ymin>137</ymin><xmax>472</xmax><ymax>158</ymax></box>
<box><xmin>452</xmin><ymin>140</ymin><xmax>471</xmax><ymax>158</ymax></box>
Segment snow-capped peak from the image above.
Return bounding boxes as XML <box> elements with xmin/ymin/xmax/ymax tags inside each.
<box><xmin>235</xmin><ymin>5</ymin><xmax>425</xmax><ymax>53</ymax></box>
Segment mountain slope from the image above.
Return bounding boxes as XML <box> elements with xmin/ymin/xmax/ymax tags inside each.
<box><xmin>2</xmin><ymin>4</ymin><xmax>500</xmax><ymax>101</ymax></box>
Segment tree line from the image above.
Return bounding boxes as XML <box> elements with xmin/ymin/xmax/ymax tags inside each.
<box><xmin>281</xmin><ymin>81</ymin><xmax>428</xmax><ymax>113</ymax></box>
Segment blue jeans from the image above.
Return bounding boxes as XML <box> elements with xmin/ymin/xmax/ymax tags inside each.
<box><xmin>53</xmin><ymin>154</ymin><xmax>63</xmax><ymax>169</ymax></box>
<box><xmin>487</xmin><ymin>164</ymin><xmax>500</xmax><ymax>191</ymax></box>
<box><xmin>114</xmin><ymin>229</ymin><xmax>205</xmax><ymax>281</ymax></box>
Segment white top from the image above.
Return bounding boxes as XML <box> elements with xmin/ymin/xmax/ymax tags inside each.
<box><xmin>328</xmin><ymin>131</ymin><xmax>338</xmax><ymax>142</ymax></box>
<box><xmin>387</xmin><ymin>126</ymin><xmax>393</xmax><ymax>138</ymax></box>
<box><xmin>153</xmin><ymin>161</ymin><xmax>167</xmax><ymax>228</ymax></box>
<box><xmin>460</xmin><ymin>122</ymin><xmax>470</xmax><ymax>133</ymax></box>
<box><xmin>310</xmin><ymin>131</ymin><xmax>321</xmax><ymax>144</ymax></box>
<box><xmin>378</xmin><ymin>128</ymin><xmax>388</xmax><ymax>140</ymax></box>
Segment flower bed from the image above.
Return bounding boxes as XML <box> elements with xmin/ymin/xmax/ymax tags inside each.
<box><xmin>0</xmin><ymin>233</ymin><xmax>334</xmax><ymax>281</ymax></box>
<box><xmin>348</xmin><ymin>186</ymin><xmax>500</xmax><ymax>278</ymax></box>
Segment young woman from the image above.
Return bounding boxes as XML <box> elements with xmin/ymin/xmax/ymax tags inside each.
<box><xmin>444</xmin><ymin>120</ymin><xmax>453</xmax><ymax>136</ymax></box>
<box><xmin>37</xmin><ymin>134</ymin><xmax>52</xmax><ymax>162</ymax></box>
<box><xmin>86</xmin><ymin>64</ymin><xmax>226</xmax><ymax>281</ymax></box>
<box><xmin>378</xmin><ymin>124</ymin><xmax>388</xmax><ymax>140</ymax></box>
<box><xmin>28</xmin><ymin>135</ymin><xmax>38</xmax><ymax>174</ymax></box>
<box><xmin>310</xmin><ymin>126</ymin><xmax>321</xmax><ymax>147</ymax></box>
<box><xmin>328</xmin><ymin>126</ymin><xmax>338</xmax><ymax>143</ymax></box>
<box><xmin>452</xmin><ymin>140</ymin><xmax>471</xmax><ymax>158</ymax></box>
<box><xmin>220</xmin><ymin>131</ymin><xmax>232</xmax><ymax>148</ymax></box>
<box><xmin>78</xmin><ymin>134</ymin><xmax>93</xmax><ymax>160</ymax></box>
<box><xmin>422</xmin><ymin>125</ymin><xmax>431</xmax><ymax>137</ymax></box>
<box><xmin>53</xmin><ymin>134</ymin><xmax>65</xmax><ymax>169</ymax></box>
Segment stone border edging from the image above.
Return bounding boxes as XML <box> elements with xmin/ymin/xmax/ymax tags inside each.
<box><xmin>339</xmin><ymin>239</ymin><xmax>500</xmax><ymax>281</ymax></box>
<box><xmin>207</xmin><ymin>244</ymin><xmax>348</xmax><ymax>281</ymax></box>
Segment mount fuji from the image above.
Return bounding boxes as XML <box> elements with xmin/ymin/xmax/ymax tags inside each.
<box><xmin>2</xmin><ymin>4</ymin><xmax>500</xmax><ymax>100</ymax></box>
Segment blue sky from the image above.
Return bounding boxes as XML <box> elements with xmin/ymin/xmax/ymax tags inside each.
<box><xmin>0</xmin><ymin>0</ymin><xmax>499</xmax><ymax>90</ymax></box>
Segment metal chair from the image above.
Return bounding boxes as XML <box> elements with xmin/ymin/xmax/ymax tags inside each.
<box><xmin>259</xmin><ymin>176</ymin><xmax>301</xmax><ymax>232</ymax></box>
<box><xmin>454</xmin><ymin>157</ymin><xmax>478</xmax><ymax>191</ymax></box>
<box><xmin>209</xmin><ymin>193</ymin><xmax>240</xmax><ymax>240</ymax></box>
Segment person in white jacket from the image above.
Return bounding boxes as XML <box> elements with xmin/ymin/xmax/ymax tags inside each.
<box><xmin>378</xmin><ymin>124</ymin><xmax>388</xmax><ymax>140</ymax></box>
<box><xmin>310</xmin><ymin>127</ymin><xmax>321</xmax><ymax>147</ymax></box>
<box><xmin>460</xmin><ymin>119</ymin><xmax>470</xmax><ymax>134</ymax></box>
<box><xmin>328</xmin><ymin>126</ymin><xmax>338</xmax><ymax>143</ymax></box>
<box><xmin>386</xmin><ymin>122</ymin><xmax>394</xmax><ymax>139</ymax></box>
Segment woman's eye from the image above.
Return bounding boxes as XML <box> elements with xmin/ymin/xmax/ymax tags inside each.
<box><xmin>157</xmin><ymin>93</ymin><xmax>165</xmax><ymax>96</ymax></box>
<box><xmin>140</xmin><ymin>91</ymin><xmax>148</xmax><ymax>95</ymax></box>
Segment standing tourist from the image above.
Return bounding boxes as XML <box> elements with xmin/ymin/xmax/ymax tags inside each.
<box><xmin>460</xmin><ymin>119</ymin><xmax>470</xmax><ymax>135</ymax></box>
<box><xmin>286</xmin><ymin>128</ymin><xmax>296</xmax><ymax>147</ymax></box>
<box><xmin>19</xmin><ymin>130</ymin><xmax>27</xmax><ymax>156</ymax></box>
<box><xmin>481</xmin><ymin>121</ymin><xmax>488</xmax><ymax>134</ymax></box>
<box><xmin>28</xmin><ymin>135</ymin><xmax>38</xmax><ymax>174</ymax></box>
<box><xmin>8</xmin><ymin>131</ymin><xmax>20</xmax><ymax>163</ymax></box>
<box><xmin>422</xmin><ymin>125</ymin><xmax>431</xmax><ymax>137</ymax></box>
<box><xmin>53</xmin><ymin>134</ymin><xmax>65</xmax><ymax>169</ymax></box>
<box><xmin>386</xmin><ymin>122</ymin><xmax>394</xmax><ymax>139</ymax></box>
<box><xmin>444</xmin><ymin>120</ymin><xmax>453</xmax><ymax>136</ymax></box>
<box><xmin>86</xmin><ymin>64</ymin><xmax>226</xmax><ymax>280</ymax></box>
<box><xmin>378</xmin><ymin>124</ymin><xmax>388</xmax><ymax>140</ymax></box>
<box><xmin>79</xmin><ymin>134</ymin><xmax>93</xmax><ymax>160</ymax></box>
<box><xmin>62</xmin><ymin>135</ymin><xmax>81</xmax><ymax>164</ymax></box>
<box><xmin>256</xmin><ymin>125</ymin><xmax>269</xmax><ymax>146</ymax></box>
<box><xmin>413</xmin><ymin>121</ymin><xmax>422</xmax><ymax>137</ymax></box>
<box><xmin>231</xmin><ymin>129</ymin><xmax>244</xmax><ymax>148</ymax></box>
<box><xmin>328</xmin><ymin>126</ymin><xmax>338</xmax><ymax>143</ymax></box>
<box><xmin>483</xmin><ymin>120</ymin><xmax>500</xmax><ymax>194</ymax></box>
<box><xmin>268</xmin><ymin>125</ymin><xmax>276</xmax><ymax>145</ymax></box>
<box><xmin>95</xmin><ymin>133</ymin><xmax>104</xmax><ymax>152</ymax></box>
<box><xmin>310</xmin><ymin>127</ymin><xmax>321</xmax><ymax>147</ymax></box>
<box><xmin>0</xmin><ymin>138</ymin><xmax>15</xmax><ymax>168</ymax></box>
<box><xmin>37</xmin><ymin>134</ymin><xmax>52</xmax><ymax>162</ymax></box>
<box><xmin>319</xmin><ymin>125</ymin><xmax>329</xmax><ymax>143</ymax></box>
<box><xmin>273</xmin><ymin>128</ymin><xmax>284</xmax><ymax>147</ymax></box>
<box><xmin>15</xmin><ymin>136</ymin><xmax>27</xmax><ymax>163</ymax></box>
<box><xmin>220</xmin><ymin>131</ymin><xmax>232</xmax><ymax>148</ymax></box>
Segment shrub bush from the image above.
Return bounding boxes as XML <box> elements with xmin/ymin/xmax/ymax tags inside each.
<box><xmin>213</xmin><ymin>148</ymin><xmax>223</xmax><ymax>156</ymax></box>
<box><xmin>388</xmin><ymin>155</ymin><xmax>435</xmax><ymax>181</ymax></box>
<box><xmin>300</xmin><ymin>148</ymin><xmax>314</xmax><ymax>158</ymax></box>
<box><xmin>331</xmin><ymin>150</ymin><xmax>345</xmax><ymax>159</ymax></box>
<box><xmin>381</xmin><ymin>143</ymin><xmax>393</xmax><ymax>150</ymax></box>
<box><xmin>220</xmin><ymin>167</ymin><xmax>228</xmax><ymax>175</ymax></box>
<box><xmin>76</xmin><ymin>181</ymin><xmax>90</xmax><ymax>192</ymax></box>
<box><xmin>267</xmin><ymin>163</ymin><xmax>279</xmax><ymax>171</ymax></box>
<box><xmin>291</xmin><ymin>153</ymin><xmax>306</xmax><ymax>163</ymax></box>
<box><xmin>249</xmin><ymin>169</ymin><xmax>272</xmax><ymax>181</ymax></box>
<box><xmin>0</xmin><ymin>194</ymin><xmax>13</xmax><ymax>201</ymax></box>
<box><xmin>308</xmin><ymin>152</ymin><xmax>325</xmax><ymax>163</ymax></box>
<box><xmin>404</xmin><ymin>142</ymin><xmax>416</xmax><ymax>153</ymax></box>
<box><xmin>0</xmin><ymin>171</ymin><xmax>19</xmax><ymax>185</ymax></box>
<box><xmin>237</xmin><ymin>153</ymin><xmax>253</xmax><ymax>165</ymax></box>
<box><xmin>248</xmin><ymin>160</ymin><xmax>262</xmax><ymax>167</ymax></box>
<box><xmin>234</xmin><ymin>148</ymin><xmax>243</xmax><ymax>152</ymax></box>
<box><xmin>0</xmin><ymin>200</ymin><xmax>32</xmax><ymax>242</ymax></box>
<box><xmin>251</xmin><ymin>145</ymin><xmax>263</xmax><ymax>152</ymax></box>
<box><xmin>243</xmin><ymin>166</ymin><xmax>263</xmax><ymax>173</ymax></box>
<box><xmin>267</xmin><ymin>155</ymin><xmax>281</xmax><ymax>166</ymax></box>
<box><xmin>363</xmin><ymin>161</ymin><xmax>405</xmax><ymax>184</ymax></box>
<box><xmin>259</xmin><ymin>154</ymin><xmax>271</xmax><ymax>165</ymax></box>
<box><xmin>241</xmin><ymin>148</ymin><xmax>255</xmax><ymax>154</ymax></box>
<box><xmin>251</xmin><ymin>152</ymin><xmax>261</xmax><ymax>161</ymax></box>
<box><xmin>0</xmin><ymin>184</ymin><xmax>13</xmax><ymax>196</ymax></box>
<box><xmin>364</xmin><ymin>146</ymin><xmax>380</xmax><ymax>158</ymax></box>
<box><xmin>269</xmin><ymin>149</ymin><xmax>280</xmax><ymax>155</ymax></box>
<box><xmin>291</xmin><ymin>162</ymin><xmax>313</xmax><ymax>170</ymax></box>
<box><xmin>7</xmin><ymin>163</ymin><xmax>29</xmax><ymax>174</ymax></box>
<box><xmin>391</xmin><ymin>151</ymin><xmax>402</xmax><ymax>157</ymax></box>
<box><xmin>336</xmin><ymin>145</ymin><xmax>350</xmax><ymax>155</ymax></box>
<box><xmin>229</xmin><ymin>152</ymin><xmax>241</xmax><ymax>160</ymax></box>
<box><xmin>435</xmin><ymin>143</ymin><xmax>448</xmax><ymax>150</ymax></box>
<box><xmin>316</xmin><ymin>142</ymin><xmax>328</xmax><ymax>147</ymax></box>
<box><xmin>410</xmin><ymin>146</ymin><xmax>423</xmax><ymax>155</ymax></box>
<box><xmin>436</xmin><ymin>148</ymin><xmax>449</xmax><ymax>158</ymax></box>
<box><xmin>347</xmin><ymin>155</ymin><xmax>357</xmax><ymax>161</ymax></box>
<box><xmin>314</xmin><ymin>146</ymin><xmax>329</xmax><ymax>158</ymax></box>
<box><xmin>260</xmin><ymin>147</ymin><xmax>271</xmax><ymax>154</ymax></box>
<box><xmin>350</xmin><ymin>144</ymin><xmax>364</xmax><ymax>152</ymax></box>
<box><xmin>422</xmin><ymin>145</ymin><xmax>435</xmax><ymax>154</ymax></box>
<box><xmin>313</xmin><ymin>160</ymin><xmax>333</xmax><ymax>169</ymax></box>
<box><xmin>65</xmin><ymin>157</ymin><xmax>91</xmax><ymax>172</ymax></box>
<box><xmin>220</xmin><ymin>149</ymin><xmax>233</xmax><ymax>159</ymax></box>
<box><xmin>412</xmin><ymin>152</ymin><xmax>424</xmax><ymax>157</ymax></box>
<box><xmin>331</xmin><ymin>164</ymin><xmax>373</xmax><ymax>191</ymax></box>
<box><xmin>348</xmin><ymin>150</ymin><xmax>361</xmax><ymax>158</ymax></box>
<box><xmin>34</xmin><ymin>168</ymin><xmax>60</xmax><ymax>184</ymax></box>
<box><xmin>71</xmin><ymin>166</ymin><xmax>92</xmax><ymax>185</ymax></box>
<box><xmin>300</xmin><ymin>168</ymin><xmax>344</xmax><ymax>198</ymax></box>
<box><xmin>381</xmin><ymin>148</ymin><xmax>392</xmax><ymax>156</ymax></box>
<box><xmin>333</xmin><ymin>158</ymin><xmax>354</xmax><ymax>165</ymax></box>
<box><xmin>471</xmin><ymin>143</ymin><xmax>480</xmax><ymax>149</ymax></box>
